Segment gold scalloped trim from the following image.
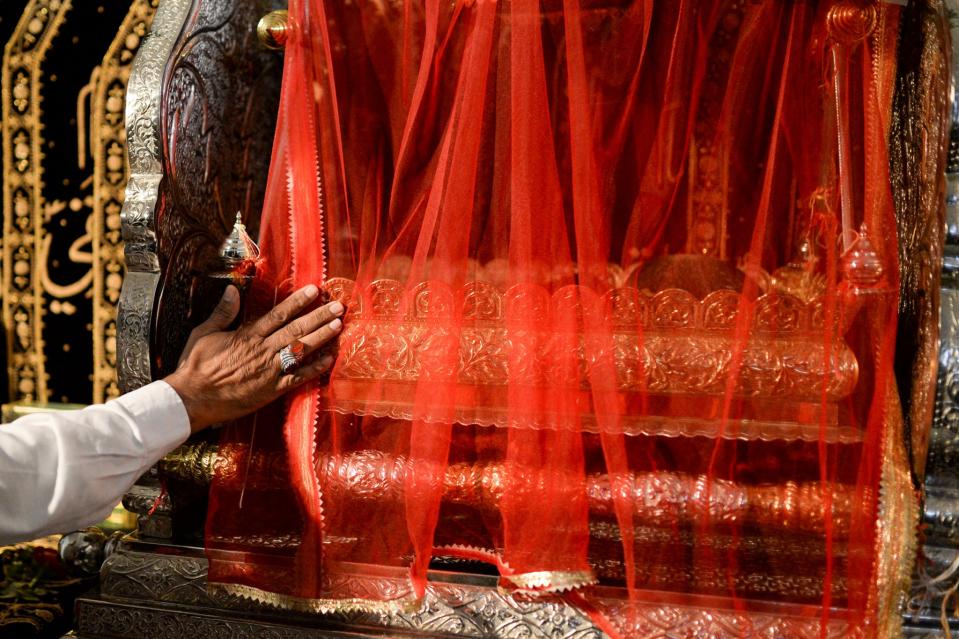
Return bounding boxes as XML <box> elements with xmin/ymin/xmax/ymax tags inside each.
<box><xmin>502</xmin><ymin>570</ymin><xmax>598</xmax><ymax>594</ymax></box>
<box><xmin>870</xmin><ymin>379</ymin><xmax>919</xmax><ymax>637</ymax></box>
<box><xmin>873</xmin><ymin>433</ymin><xmax>919</xmax><ymax>635</ymax></box>
<box><xmin>325</xmin><ymin>402</ymin><xmax>861</xmax><ymax>443</ymax></box>
<box><xmin>434</xmin><ymin>546</ymin><xmax>598</xmax><ymax>595</ymax></box>
<box><xmin>865</xmin><ymin>11</ymin><xmax>916</xmax><ymax>636</ymax></box>
<box><xmin>434</xmin><ymin>543</ymin><xmax>514</xmax><ymax>572</ymax></box>
<box><xmin>208</xmin><ymin>581</ymin><xmax>421</xmax><ymax>615</ymax></box>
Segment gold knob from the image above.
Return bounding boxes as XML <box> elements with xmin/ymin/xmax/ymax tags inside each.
<box><xmin>826</xmin><ymin>1</ymin><xmax>876</xmax><ymax>44</ymax></box>
<box><xmin>257</xmin><ymin>9</ymin><xmax>289</xmax><ymax>50</ymax></box>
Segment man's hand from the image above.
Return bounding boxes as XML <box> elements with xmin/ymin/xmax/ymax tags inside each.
<box><xmin>164</xmin><ymin>284</ymin><xmax>343</xmax><ymax>432</ymax></box>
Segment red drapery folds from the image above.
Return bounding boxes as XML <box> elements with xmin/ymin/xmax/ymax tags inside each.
<box><xmin>206</xmin><ymin>0</ymin><xmax>912</xmax><ymax>634</ymax></box>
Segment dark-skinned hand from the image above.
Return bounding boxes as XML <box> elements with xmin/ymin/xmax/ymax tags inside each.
<box><xmin>164</xmin><ymin>283</ymin><xmax>343</xmax><ymax>432</ymax></box>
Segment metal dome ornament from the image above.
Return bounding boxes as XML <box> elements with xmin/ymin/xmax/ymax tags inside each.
<box><xmin>841</xmin><ymin>223</ymin><xmax>884</xmax><ymax>288</ymax></box>
<box><xmin>212</xmin><ymin>211</ymin><xmax>260</xmax><ymax>289</ymax></box>
<box><xmin>770</xmin><ymin>238</ymin><xmax>826</xmax><ymax>303</ymax></box>
<box><xmin>220</xmin><ymin>211</ymin><xmax>260</xmax><ymax>267</ymax></box>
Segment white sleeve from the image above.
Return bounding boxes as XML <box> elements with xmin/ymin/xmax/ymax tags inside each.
<box><xmin>0</xmin><ymin>380</ymin><xmax>190</xmax><ymax>545</ymax></box>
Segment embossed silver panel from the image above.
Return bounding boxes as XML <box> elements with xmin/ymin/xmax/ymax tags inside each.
<box><xmin>118</xmin><ymin>0</ymin><xmax>192</xmax><ymax>392</ymax></box>
<box><xmin>923</xmin><ymin>0</ymin><xmax>959</xmax><ymax>528</ymax></box>
<box><xmin>76</xmin><ymin>598</ymin><xmax>386</xmax><ymax>639</ymax></box>
<box><xmin>908</xmin><ymin>0</ymin><xmax>959</xmax><ymax>636</ymax></box>
<box><xmin>88</xmin><ymin>543</ymin><xmax>854</xmax><ymax>639</ymax></box>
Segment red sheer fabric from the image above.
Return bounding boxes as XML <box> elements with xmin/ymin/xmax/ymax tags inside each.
<box><xmin>206</xmin><ymin>0</ymin><xmax>905</xmax><ymax>633</ymax></box>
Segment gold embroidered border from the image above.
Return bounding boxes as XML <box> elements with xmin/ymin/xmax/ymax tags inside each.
<box><xmin>685</xmin><ymin>0</ymin><xmax>747</xmax><ymax>258</ymax></box>
<box><xmin>2</xmin><ymin>0</ymin><xmax>73</xmax><ymax>402</ymax></box>
<box><xmin>872</xmin><ymin>388</ymin><xmax>920</xmax><ymax>637</ymax></box>
<box><xmin>2</xmin><ymin>0</ymin><xmax>154</xmax><ymax>404</ymax></box>
<box><xmin>868</xmin><ymin>6</ymin><xmax>920</xmax><ymax>636</ymax></box>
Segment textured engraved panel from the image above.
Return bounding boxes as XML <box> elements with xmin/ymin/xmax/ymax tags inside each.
<box><xmin>96</xmin><ymin>547</ymin><xmax>855</xmax><ymax>638</ymax></box>
<box><xmin>76</xmin><ymin>597</ymin><xmax>383</xmax><ymax>639</ymax></box>
<box><xmin>329</xmin><ymin>279</ymin><xmax>859</xmax><ymax>440</ymax></box>
<box><xmin>926</xmin><ymin>0</ymin><xmax>959</xmax><ymax>483</ymax></box>
<box><xmin>91</xmin><ymin>0</ymin><xmax>160</xmax><ymax>401</ymax></box>
<box><xmin>922</xmin><ymin>486</ymin><xmax>959</xmax><ymax>543</ymax></box>
<box><xmin>117</xmin><ymin>0</ymin><xmax>192</xmax><ymax>392</ymax></box>
<box><xmin>100</xmin><ymin>551</ymin><xmax>209</xmax><ymax>605</ymax></box>
<box><xmin>117</xmin><ymin>271</ymin><xmax>157</xmax><ymax>393</ymax></box>
<box><xmin>908</xmin><ymin>1</ymin><xmax>959</xmax><ymax>637</ymax></box>
<box><xmin>117</xmin><ymin>0</ymin><xmax>280</xmax><ymax>391</ymax></box>
<box><xmin>151</xmin><ymin>0</ymin><xmax>280</xmax><ymax>379</ymax></box>
<box><xmin>99</xmin><ymin>549</ymin><xmax>602</xmax><ymax>638</ymax></box>
<box><xmin>927</xmin><ymin>287</ymin><xmax>959</xmax><ymax>487</ymax></box>
<box><xmin>890</xmin><ymin>0</ymin><xmax>950</xmax><ymax>482</ymax></box>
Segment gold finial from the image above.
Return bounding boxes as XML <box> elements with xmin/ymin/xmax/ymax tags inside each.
<box><xmin>770</xmin><ymin>237</ymin><xmax>826</xmax><ymax>303</ymax></box>
<box><xmin>257</xmin><ymin>10</ymin><xmax>289</xmax><ymax>50</ymax></box>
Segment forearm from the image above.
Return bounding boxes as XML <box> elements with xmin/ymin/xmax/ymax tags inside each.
<box><xmin>0</xmin><ymin>282</ymin><xmax>339</xmax><ymax>546</ymax></box>
<box><xmin>0</xmin><ymin>381</ymin><xmax>189</xmax><ymax>545</ymax></box>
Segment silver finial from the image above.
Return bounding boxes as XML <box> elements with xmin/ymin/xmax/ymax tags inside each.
<box><xmin>219</xmin><ymin>211</ymin><xmax>260</xmax><ymax>266</ymax></box>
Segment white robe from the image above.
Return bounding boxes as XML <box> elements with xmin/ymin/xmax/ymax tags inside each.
<box><xmin>0</xmin><ymin>381</ymin><xmax>189</xmax><ymax>544</ymax></box>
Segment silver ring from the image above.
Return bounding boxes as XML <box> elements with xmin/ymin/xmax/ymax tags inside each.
<box><xmin>278</xmin><ymin>340</ymin><xmax>305</xmax><ymax>374</ymax></box>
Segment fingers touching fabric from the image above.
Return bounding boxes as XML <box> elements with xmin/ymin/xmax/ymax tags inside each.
<box><xmin>164</xmin><ymin>284</ymin><xmax>344</xmax><ymax>432</ymax></box>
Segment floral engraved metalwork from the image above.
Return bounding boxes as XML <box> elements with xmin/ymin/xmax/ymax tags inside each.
<box><xmin>309</xmin><ymin>450</ymin><xmax>852</xmax><ymax>536</ymax></box>
<box><xmin>890</xmin><ymin>0</ymin><xmax>950</xmax><ymax>481</ymax></box>
<box><xmin>76</xmin><ymin>597</ymin><xmax>361</xmax><ymax>639</ymax></box>
<box><xmin>330</xmin><ymin>279</ymin><xmax>860</xmax><ymax>441</ymax></box>
<box><xmin>928</xmin><ymin>287</ymin><xmax>959</xmax><ymax>487</ymax></box>
<box><xmin>82</xmin><ymin>543</ymin><xmax>859</xmax><ymax>639</ymax></box>
<box><xmin>594</xmin><ymin>598</ymin><xmax>857</xmax><ymax>639</ymax></box>
<box><xmin>151</xmin><ymin>0</ymin><xmax>281</xmax><ymax>381</ymax></box>
<box><xmin>905</xmin><ymin>2</ymin><xmax>955</xmax><ymax>636</ymax></box>
<box><xmin>117</xmin><ymin>0</ymin><xmax>192</xmax><ymax>392</ymax></box>
<box><xmin>100</xmin><ymin>550</ymin><xmax>209</xmax><ymax>606</ymax></box>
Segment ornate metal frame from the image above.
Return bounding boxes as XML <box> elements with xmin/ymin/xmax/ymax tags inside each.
<box><xmin>117</xmin><ymin>0</ymin><xmax>280</xmax><ymax>392</ymax></box>
<box><xmin>905</xmin><ymin>0</ymin><xmax>959</xmax><ymax>635</ymax></box>
<box><xmin>73</xmin><ymin>538</ymin><xmax>857</xmax><ymax>639</ymax></box>
<box><xmin>117</xmin><ymin>0</ymin><xmax>193</xmax><ymax>392</ymax></box>
<box><xmin>100</xmin><ymin>0</ymin><xmax>943</xmax><ymax>637</ymax></box>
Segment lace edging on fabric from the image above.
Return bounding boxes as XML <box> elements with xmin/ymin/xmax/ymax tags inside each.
<box><xmin>502</xmin><ymin>570</ymin><xmax>599</xmax><ymax>595</ymax></box>
<box><xmin>207</xmin><ymin>581</ymin><xmax>422</xmax><ymax>615</ymax></box>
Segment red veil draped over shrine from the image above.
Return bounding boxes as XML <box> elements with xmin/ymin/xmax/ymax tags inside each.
<box><xmin>205</xmin><ymin>0</ymin><xmax>913</xmax><ymax>635</ymax></box>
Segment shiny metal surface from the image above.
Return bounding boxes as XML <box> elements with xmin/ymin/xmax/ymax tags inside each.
<box><xmin>908</xmin><ymin>0</ymin><xmax>959</xmax><ymax>635</ymax></box>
